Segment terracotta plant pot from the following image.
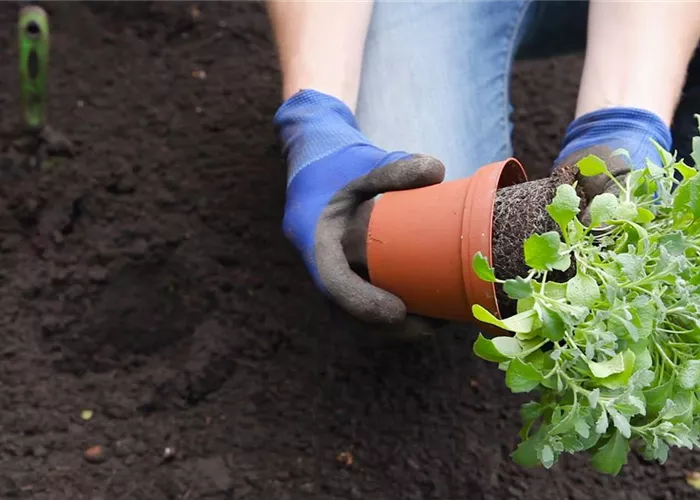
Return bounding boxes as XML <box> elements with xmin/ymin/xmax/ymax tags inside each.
<box><xmin>366</xmin><ymin>158</ymin><xmax>527</xmax><ymax>325</ymax></box>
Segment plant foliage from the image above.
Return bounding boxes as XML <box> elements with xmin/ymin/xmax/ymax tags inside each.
<box><xmin>471</xmin><ymin>126</ymin><xmax>700</xmax><ymax>475</ymax></box>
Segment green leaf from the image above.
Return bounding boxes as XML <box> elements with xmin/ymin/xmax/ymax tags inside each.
<box><xmin>539</xmin><ymin>444</ymin><xmax>555</xmax><ymax>469</ymax></box>
<box><xmin>595</xmin><ymin>406</ymin><xmax>609</xmax><ymax>434</ymax></box>
<box><xmin>650</xmin><ymin>436</ymin><xmax>670</xmax><ymax>463</ymax></box>
<box><xmin>472</xmin><ymin>252</ymin><xmax>496</xmax><ymax>283</ymax></box>
<box><xmin>537</xmin><ymin>305</ymin><xmax>566</xmax><ymax>342</ymax></box>
<box><xmin>575</xmin><ymin>418</ymin><xmax>590</xmax><ymax>439</ymax></box>
<box><xmin>673</xmin><ymin>174</ymin><xmax>700</xmax><ymax>219</ymax></box>
<box><xmin>516</xmin><ymin>296</ymin><xmax>535</xmax><ymax>315</ymax></box>
<box><xmin>659</xmin><ymin>231</ymin><xmax>687</xmax><ymax>257</ymax></box>
<box><xmin>578</xmin><ymin>419</ymin><xmax>603</xmax><ymax>450</ymax></box>
<box><xmin>660</xmin><ymin>391</ymin><xmax>693</xmax><ymax>423</ymax></box>
<box><xmin>553</xmin><ymin>244</ymin><xmax>572</xmax><ymax>272</ymax></box>
<box><xmin>524</xmin><ymin>232</ymin><xmax>565</xmax><ymax>272</ymax></box>
<box><xmin>645</xmin><ymin>161</ymin><xmax>666</xmax><ymax>184</ymax></box>
<box><xmin>560</xmin><ymin>434</ymin><xmax>584</xmax><ymax>452</ymax></box>
<box><xmin>550</xmin><ymin>402</ymin><xmax>579</xmax><ymax>435</ymax></box>
<box><xmin>674</xmin><ymin>159</ymin><xmax>697</xmax><ymax>180</ymax></box>
<box><xmin>644</xmin><ymin>378</ymin><xmax>674</xmax><ymax>415</ymax></box>
<box><xmin>588</xmin><ymin>352</ymin><xmax>626</xmax><ymax>378</ymax></box>
<box><xmin>537</xmin><ymin>281</ymin><xmax>568</xmax><ymax>300</ymax></box>
<box><xmin>651</xmin><ymin>138</ymin><xmax>676</xmax><ymax>168</ymax></box>
<box><xmin>515</xmin><ymin>330</ymin><xmax>539</xmax><ymax>342</ymax></box>
<box><xmin>669</xmin><ymin>423</ymin><xmax>694</xmax><ymax>448</ymax></box>
<box><xmin>691</xmin><ymin>135</ymin><xmax>700</xmax><ymax>168</ymax></box>
<box><xmin>642</xmin><ymin>433</ymin><xmax>671</xmax><ymax>464</ymax></box>
<box><xmin>511</xmin><ymin>435</ymin><xmax>542</xmax><ymax>468</ymax></box>
<box><xmin>631</xmin><ymin>369</ymin><xmax>655</xmax><ymax>389</ymax></box>
<box><xmin>608</xmin><ymin>407</ymin><xmax>631</xmax><ymax>438</ymax></box>
<box><xmin>632</xmin><ymin>304</ymin><xmax>655</xmax><ymax>340</ymax></box>
<box><xmin>472</xmin><ymin>333</ymin><xmax>522</xmax><ymax>363</ymax></box>
<box><xmin>506</xmin><ymin>358</ymin><xmax>542</xmax><ymax>393</ymax></box>
<box><xmin>591</xmin><ymin>431</ymin><xmax>629</xmax><ymax>475</ymax></box>
<box><xmin>635</xmin><ymin>207</ymin><xmax>655</xmax><ymax>223</ymax></box>
<box><xmin>615</xmin><ymin>201</ymin><xmax>638</xmax><ymax>221</ymax></box>
<box><xmin>608</xmin><ymin>313</ymin><xmax>639</xmax><ymax>342</ymax></box>
<box><xmin>566</xmin><ymin>273</ymin><xmax>600</xmax><ymax>308</ymax></box>
<box><xmin>589</xmin><ymin>193</ymin><xmax>619</xmax><ymax>227</ymax></box>
<box><xmin>546</xmin><ymin>184</ymin><xmax>581</xmax><ymax>228</ymax></box>
<box><xmin>598</xmin><ymin>350</ymin><xmax>636</xmax><ymax>390</ymax></box>
<box><xmin>678</xmin><ymin>360</ymin><xmax>700</xmax><ymax>390</ymax></box>
<box><xmin>614</xmin><ymin>253</ymin><xmax>644</xmax><ymax>281</ymax></box>
<box><xmin>472</xmin><ymin>304</ymin><xmax>535</xmax><ymax>333</ymax></box>
<box><xmin>503</xmin><ymin>276</ymin><xmax>533</xmax><ymax>300</ymax></box>
<box><xmin>633</xmin><ymin>348</ymin><xmax>653</xmax><ymax>371</ymax></box>
<box><xmin>628</xmin><ymin>168</ymin><xmax>651</xmax><ymax>197</ymax></box>
<box><xmin>577</xmin><ymin>155</ymin><xmax>609</xmax><ymax>177</ymax></box>
<box><xmin>611</xmin><ymin>148</ymin><xmax>632</xmax><ymax>163</ymax></box>
<box><xmin>615</xmin><ymin>392</ymin><xmax>646</xmax><ymax>418</ymax></box>
<box><xmin>520</xmin><ymin>401</ymin><xmax>544</xmax><ymax>424</ymax></box>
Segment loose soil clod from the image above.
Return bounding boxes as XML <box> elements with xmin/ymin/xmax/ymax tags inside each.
<box><xmin>162</xmin><ymin>447</ymin><xmax>176</xmax><ymax>462</ymax></box>
<box><xmin>83</xmin><ymin>445</ymin><xmax>106</xmax><ymax>464</ymax></box>
<box><xmin>336</xmin><ymin>451</ymin><xmax>354</xmax><ymax>468</ymax></box>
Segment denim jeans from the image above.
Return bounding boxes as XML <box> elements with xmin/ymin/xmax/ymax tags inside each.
<box><xmin>352</xmin><ymin>0</ymin><xmax>592</xmax><ymax>181</ymax></box>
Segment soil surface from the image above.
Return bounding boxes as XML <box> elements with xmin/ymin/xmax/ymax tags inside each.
<box><xmin>0</xmin><ymin>2</ymin><xmax>698</xmax><ymax>500</ymax></box>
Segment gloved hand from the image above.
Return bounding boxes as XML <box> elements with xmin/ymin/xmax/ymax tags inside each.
<box><xmin>552</xmin><ymin>107</ymin><xmax>673</xmax><ymax>224</ymax></box>
<box><xmin>274</xmin><ymin>89</ymin><xmax>446</xmax><ymax>330</ymax></box>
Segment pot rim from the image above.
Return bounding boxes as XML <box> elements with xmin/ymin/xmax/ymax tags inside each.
<box><xmin>462</xmin><ymin>158</ymin><xmax>528</xmax><ymax>323</ymax></box>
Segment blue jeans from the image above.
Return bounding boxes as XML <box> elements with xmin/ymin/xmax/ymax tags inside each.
<box><xmin>354</xmin><ymin>0</ymin><xmax>588</xmax><ymax>181</ymax></box>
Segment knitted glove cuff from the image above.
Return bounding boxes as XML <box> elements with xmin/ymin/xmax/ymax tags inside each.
<box><xmin>273</xmin><ymin>89</ymin><xmax>370</xmax><ymax>184</ymax></box>
<box><xmin>556</xmin><ymin>107</ymin><xmax>672</xmax><ymax>167</ymax></box>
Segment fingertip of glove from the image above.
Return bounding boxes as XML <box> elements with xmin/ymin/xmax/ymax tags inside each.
<box><xmin>361</xmin><ymin>294</ymin><xmax>407</xmax><ymax>325</ymax></box>
<box><xmin>338</xmin><ymin>287</ymin><xmax>407</xmax><ymax>325</ymax></box>
<box><xmin>385</xmin><ymin>154</ymin><xmax>446</xmax><ymax>186</ymax></box>
<box><xmin>406</xmin><ymin>153</ymin><xmax>446</xmax><ymax>169</ymax></box>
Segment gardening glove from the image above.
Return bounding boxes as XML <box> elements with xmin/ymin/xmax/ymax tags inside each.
<box><xmin>274</xmin><ymin>89</ymin><xmax>446</xmax><ymax>328</ymax></box>
<box><xmin>552</xmin><ymin>107</ymin><xmax>672</xmax><ymax>224</ymax></box>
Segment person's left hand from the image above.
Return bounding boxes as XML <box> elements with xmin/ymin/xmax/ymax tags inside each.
<box><xmin>551</xmin><ymin>107</ymin><xmax>673</xmax><ymax>224</ymax></box>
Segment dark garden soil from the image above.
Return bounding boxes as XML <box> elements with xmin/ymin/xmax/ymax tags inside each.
<box><xmin>0</xmin><ymin>2</ymin><xmax>699</xmax><ymax>500</ymax></box>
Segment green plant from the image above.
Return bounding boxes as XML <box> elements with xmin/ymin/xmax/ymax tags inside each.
<box><xmin>470</xmin><ymin>129</ymin><xmax>700</xmax><ymax>475</ymax></box>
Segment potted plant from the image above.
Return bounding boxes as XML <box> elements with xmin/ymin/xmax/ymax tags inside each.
<box><xmin>366</xmin><ymin>157</ymin><xmax>581</xmax><ymax>325</ymax></box>
<box><xmin>367</xmin><ymin>131</ymin><xmax>700</xmax><ymax>475</ymax></box>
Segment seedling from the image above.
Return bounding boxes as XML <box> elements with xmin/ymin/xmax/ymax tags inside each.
<box><xmin>471</xmin><ymin>119</ymin><xmax>700</xmax><ymax>475</ymax></box>
<box><xmin>18</xmin><ymin>5</ymin><xmax>49</xmax><ymax>133</ymax></box>
<box><xmin>12</xmin><ymin>5</ymin><xmax>74</xmax><ymax>161</ymax></box>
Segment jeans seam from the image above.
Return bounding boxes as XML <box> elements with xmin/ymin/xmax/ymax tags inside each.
<box><xmin>501</xmin><ymin>0</ymin><xmax>534</xmax><ymax>159</ymax></box>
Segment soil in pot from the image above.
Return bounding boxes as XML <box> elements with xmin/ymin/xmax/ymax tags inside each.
<box><xmin>492</xmin><ymin>164</ymin><xmax>586</xmax><ymax>316</ymax></box>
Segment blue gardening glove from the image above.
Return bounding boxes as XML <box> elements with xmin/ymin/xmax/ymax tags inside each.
<box><xmin>552</xmin><ymin>107</ymin><xmax>672</xmax><ymax>223</ymax></box>
<box><xmin>274</xmin><ymin>89</ymin><xmax>445</xmax><ymax>325</ymax></box>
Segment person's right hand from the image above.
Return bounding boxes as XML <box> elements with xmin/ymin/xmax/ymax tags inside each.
<box><xmin>551</xmin><ymin>108</ymin><xmax>673</xmax><ymax>225</ymax></box>
<box><xmin>274</xmin><ymin>89</ymin><xmax>446</xmax><ymax>329</ymax></box>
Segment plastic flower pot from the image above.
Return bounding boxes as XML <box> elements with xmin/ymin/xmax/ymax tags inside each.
<box><xmin>366</xmin><ymin>158</ymin><xmax>527</xmax><ymax>325</ymax></box>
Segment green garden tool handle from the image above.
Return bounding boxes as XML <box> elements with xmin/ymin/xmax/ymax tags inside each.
<box><xmin>18</xmin><ymin>5</ymin><xmax>49</xmax><ymax>132</ymax></box>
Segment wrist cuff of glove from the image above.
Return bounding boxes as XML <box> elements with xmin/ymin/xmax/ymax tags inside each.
<box><xmin>273</xmin><ymin>89</ymin><xmax>360</xmax><ymax>136</ymax></box>
<box><xmin>557</xmin><ymin>107</ymin><xmax>672</xmax><ymax>165</ymax></box>
<box><xmin>273</xmin><ymin>89</ymin><xmax>373</xmax><ymax>183</ymax></box>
